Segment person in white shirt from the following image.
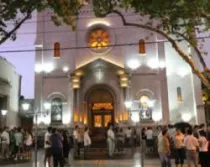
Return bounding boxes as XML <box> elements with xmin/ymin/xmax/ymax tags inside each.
<box><xmin>107</xmin><ymin>123</ymin><xmax>115</xmax><ymax>158</ymax></box>
<box><xmin>125</xmin><ymin>127</ymin><xmax>133</xmax><ymax>147</ymax></box>
<box><xmin>84</xmin><ymin>127</ymin><xmax>91</xmax><ymax>159</ymax></box>
<box><xmin>168</xmin><ymin>124</ymin><xmax>176</xmax><ymax>139</ymax></box>
<box><xmin>44</xmin><ymin>127</ymin><xmax>52</xmax><ymax>167</ymax></box>
<box><xmin>14</xmin><ymin>127</ymin><xmax>23</xmax><ymax>160</ymax></box>
<box><xmin>73</xmin><ymin>126</ymin><xmax>78</xmax><ymax>141</ymax></box>
<box><xmin>174</xmin><ymin>129</ymin><xmax>185</xmax><ymax>167</ymax></box>
<box><xmin>198</xmin><ymin>131</ymin><xmax>208</xmax><ymax>167</ymax></box>
<box><xmin>125</xmin><ymin>127</ymin><xmax>132</xmax><ymax>138</ymax></box>
<box><xmin>157</xmin><ymin>129</ymin><xmax>171</xmax><ymax>167</ymax></box>
<box><xmin>1</xmin><ymin>127</ymin><xmax>10</xmax><ymax>159</ymax></box>
<box><xmin>184</xmin><ymin>128</ymin><xmax>199</xmax><ymax>167</ymax></box>
<box><xmin>73</xmin><ymin>125</ymin><xmax>81</xmax><ymax>157</ymax></box>
<box><xmin>145</xmin><ymin>127</ymin><xmax>154</xmax><ymax>151</ymax></box>
<box><xmin>145</xmin><ymin>127</ymin><xmax>153</xmax><ymax>140</ymax></box>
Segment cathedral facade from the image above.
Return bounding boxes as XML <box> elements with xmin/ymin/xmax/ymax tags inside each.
<box><xmin>34</xmin><ymin>5</ymin><xmax>205</xmax><ymax>128</ymax></box>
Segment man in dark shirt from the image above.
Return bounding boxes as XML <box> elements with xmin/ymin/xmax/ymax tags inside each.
<box><xmin>50</xmin><ymin>128</ymin><xmax>64</xmax><ymax>167</ymax></box>
<box><xmin>198</xmin><ymin>124</ymin><xmax>206</xmax><ymax>136</ymax></box>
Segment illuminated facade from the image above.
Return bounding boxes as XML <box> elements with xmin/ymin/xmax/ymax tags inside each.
<box><xmin>34</xmin><ymin>4</ymin><xmax>205</xmax><ymax>128</ymax></box>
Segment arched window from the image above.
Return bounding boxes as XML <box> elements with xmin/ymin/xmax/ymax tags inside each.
<box><xmin>54</xmin><ymin>42</ymin><xmax>60</xmax><ymax>58</ymax></box>
<box><xmin>139</xmin><ymin>39</ymin><xmax>146</xmax><ymax>55</ymax></box>
<box><xmin>177</xmin><ymin>87</ymin><xmax>183</xmax><ymax>101</ymax></box>
<box><xmin>139</xmin><ymin>95</ymin><xmax>152</xmax><ymax>120</ymax></box>
<box><xmin>51</xmin><ymin>98</ymin><xmax>62</xmax><ymax>124</ymax></box>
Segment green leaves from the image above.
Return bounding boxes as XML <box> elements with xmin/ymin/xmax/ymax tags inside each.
<box><xmin>93</xmin><ymin>0</ymin><xmax>210</xmax><ymax>50</ymax></box>
<box><xmin>0</xmin><ymin>0</ymin><xmax>83</xmax><ymax>44</ymax></box>
<box><xmin>92</xmin><ymin>0</ymin><xmax>210</xmax><ymax>88</ymax></box>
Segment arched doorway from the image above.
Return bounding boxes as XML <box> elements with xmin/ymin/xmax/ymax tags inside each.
<box><xmin>85</xmin><ymin>85</ymin><xmax>115</xmax><ymax>141</ymax></box>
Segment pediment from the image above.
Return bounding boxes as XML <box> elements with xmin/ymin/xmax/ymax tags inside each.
<box><xmin>72</xmin><ymin>58</ymin><xmax>125</xmax><ymax>76</ymax></box>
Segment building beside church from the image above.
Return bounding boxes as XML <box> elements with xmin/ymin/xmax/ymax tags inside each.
<box><xmin>0</xmin><ymin>56</ymin><xmax>21</xmax><ymax>127</ymax></box>
<box><xmin>34</xmin><ymin>4</ymin><xmax>205</xmax><ymax>129</ymax></box>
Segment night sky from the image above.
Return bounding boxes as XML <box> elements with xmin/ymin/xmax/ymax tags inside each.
<box><xmin>0</xmin><ymin>12</ymin><xmax>37</xmax><ymax>99</ymax></box>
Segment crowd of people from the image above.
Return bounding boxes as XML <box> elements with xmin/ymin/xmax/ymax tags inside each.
<box><xmin>44</xmin><ymin>124</ymin><xmax>138</xmax><ymax>167</ymax></box>
<box><xmin>72</xmin><ymin>123</ymin><xmax>138</xmax><ymax>159</ymax></box>
<box><xmin>44</xmin><ymin>127</ymin><xmax>73</xmax><ymax>167</ymax></box>
<box><xmin>2</xmin><ymin>122</ymin><xmax>210</xmax><ymax>167</ymax></box>
<box><xmin>106</xmin><ymin>124</ymin><xmax>138</xmax><ymax>158</ymax></box>
<box><xmin>0</xmin><ymin>126</ymin><xmax>33</xmax><ymax>160</ymax></box>
<box><xmin>141</xmin><ymin>124</ymin><xmax>210</xmax><ymax>167</ymax></box>
<box><xmin>43</xmin><ymin>126</ymin><xmax>92</xmax><ymax>167</ymax></box>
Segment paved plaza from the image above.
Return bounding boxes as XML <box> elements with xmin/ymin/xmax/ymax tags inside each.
<box><xmin>0</xmin><ymin>154</ymin><xmax>160</xmax><ymax>167</ymax></box>
<box><xmin>0</xmin><ymin>150</ymin><xmax>192</xmax><ymax>167</ymax></box>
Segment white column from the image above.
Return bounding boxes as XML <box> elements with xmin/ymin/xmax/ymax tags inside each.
<box><xmin>68</xmin><ymin>81</ymin><xmax>74</xmax><ymax>125</ymax></box>
<box><xmin>158</xmin><ymin>42</ymin><xmax>170</xmax><ymax>123</ymax></box>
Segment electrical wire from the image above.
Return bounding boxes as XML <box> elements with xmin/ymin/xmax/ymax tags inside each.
<box><xmin>7</xmin><ymin>26</ymin><xmax>153</xmax><ymax>36</ymax></box>
<box><xmin>3</xmin><ymin>11</ymin><xmax>140</xmax><ymax>25</ymax></box>
<box><xmin>0</xmin><ymin>35</ymin><xmax>209</xmax><ymax>54</ymax></box>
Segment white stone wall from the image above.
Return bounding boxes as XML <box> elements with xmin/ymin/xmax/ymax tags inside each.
<box><xmin>164</xmin><ymin>41</ymin><xmax>198</xmax><ymax>124</ymax></box>
<box><xmin>34</xmin><ymin>9</ymin><xmax>169</xmax><ymax>124</ymax></box>
<box><xmin>35</xmin><ymin>7</ymin><xmax>203</xmax><ymax>125</ymax></box>
<box><xmin>0</xmin><ymin>57</ymin><xmax>20</xmax><ymax>127</ymax></box>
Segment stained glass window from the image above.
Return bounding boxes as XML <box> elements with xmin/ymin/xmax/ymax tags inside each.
<box><xmin>88</xmin><ymin>28</ymin><xmax>110</xmax><ymax>50</ymax></box>
<box><xmin>139</xmin><ymin>39</ymin><xmax>146</xmax><ymax>55</ymax></box>
<box><xmin>51</xmin><ymin>98</ymin><xmax>62</xmax><ymax>123</ymax></box>
<box><xmin>94</xmin><ymin>115</ymin><xmax>102</xmax><ymax>127</ymax></box>
<box><xmin>177</xmin><ymin>87</ymin><xmax>183</xmax><ymax>101</ymax></box>
<box><xmin>54</xmin><ymin>42</ymin><xmax>60</xmax><ymax>58</ymax></box>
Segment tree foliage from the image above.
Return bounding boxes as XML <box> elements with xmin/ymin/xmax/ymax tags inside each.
<box><xmin>92</xmin><ymin>0</ymin><xmax>210</xmax><ymax>88</ymax></box>
<box><xmin>1</xmin><ymin>0</ymin><xmax>210</xmax><ymax>88</ymax></box>
<box><xmin>0</xmin><ymin>0</ymin><xmax>82</xmax><ymax>45</ymax></box>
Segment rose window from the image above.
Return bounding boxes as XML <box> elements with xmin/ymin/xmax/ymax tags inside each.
<box><xmin>88</xmin><ymin>28</ymin><xmax>110</xmax><ymax>50</ymax></box>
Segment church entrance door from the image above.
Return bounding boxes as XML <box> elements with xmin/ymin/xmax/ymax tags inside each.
<box><xmin>86</xmin><ymin>86</ymin><xmax>115</xmax><ymax>144</ymax></box>
<box><xmin>91</xmin><ymin>102</ymin><xmax>114</xmax><ymax>128</ymax></box>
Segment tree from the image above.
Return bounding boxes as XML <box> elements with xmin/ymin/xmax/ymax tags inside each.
<box><xmin>0</xmin><ymin>0</ymin><xmax>82</xmax><ymax>45</ymax></box>
<box><xmin>91</xmin><ymin>0</ymin><xmax>210</xmax><ymax>88</ymax></box>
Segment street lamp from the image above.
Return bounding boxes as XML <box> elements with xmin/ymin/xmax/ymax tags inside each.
<box><xmin>125</xmin><ymin>101</ymin><xmax>132</xmax><ymax>120</ymax></box>
<box><xmin>124</xmin><ymin>101</ymin><xmax>132</xmax><ymax>109</ymax></box>
<box><xmin>1</xmin><ymin>110</ymin><xmax>7</xmax><ymax>128</ymax></box>
<box><xmin>44</xmin><ymin>102</ymin><xmax>51</xmax><ymax>110</ymax></box>
<box><xmin>22</xmin><ymin>103</ymin><xmax>30</xmax><ymax>111</ymax></box>
<box><xmin>124</xmin><ymin>99</ymin><xmax>144</xmax><ymax>167</ymax></box>
<box><xmin>1</xmin><ymin>110</ymin><xmax>7</xmax><ymax>116</ymax></box>
<box><xmin>33</xmin><ymin>101</ymin><xmax>51</xmax><ymax>167</ymax></box>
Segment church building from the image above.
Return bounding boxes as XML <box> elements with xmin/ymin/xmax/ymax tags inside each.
<box><xmin>34</xmin><ymin>4</ymin><xmax>205</xmax><ymax>129</ymax></box>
